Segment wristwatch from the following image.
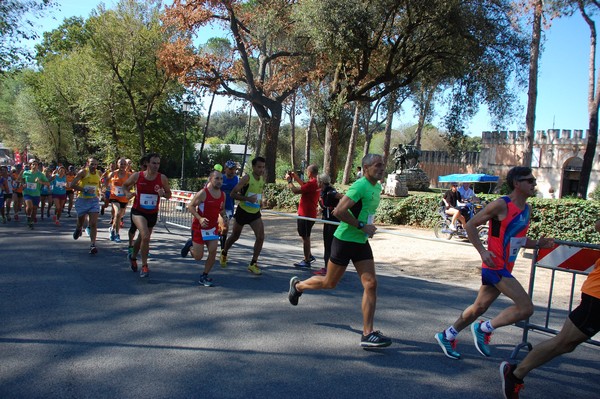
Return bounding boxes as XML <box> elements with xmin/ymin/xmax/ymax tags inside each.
<box><xmin>357</xmin><ymin>221</ymin><xmax>365</xmax><ymax>229</ymax></box>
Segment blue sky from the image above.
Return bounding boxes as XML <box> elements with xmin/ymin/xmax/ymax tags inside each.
<box><xmin>30</xmin><ymin>1</ymin><xmax>593</xmax><ymax>136</ymax></box>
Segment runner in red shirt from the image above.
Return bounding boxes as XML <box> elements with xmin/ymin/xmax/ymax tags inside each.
<box><xmin>187</xmin><ymin>170</ymin><xmax>226</xmax><ymax>286</ymax></box>
<box><xmin>123</xmin><ymin>153</ymin><xmax>171</xmax><ymax>278</ymax></box>
<box><xmin>286</xmin><ymin>164</ymin><xmax>320</xmax><ymax>268</ymax></box>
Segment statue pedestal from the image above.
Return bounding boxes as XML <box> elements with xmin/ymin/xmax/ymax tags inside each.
<box><xmin>403</xmin><ymin>168</ymin><xmax>430</xmax><ymax>191</ymax></box>
<box><xmin>384</xmin><ymin>173</ymin><xmax>409</xmax><ymax>197</ymax></box>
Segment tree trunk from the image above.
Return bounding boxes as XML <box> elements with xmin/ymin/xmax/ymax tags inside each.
<box><xmin>580</xmin><ymin>109</ymin><xmax>598</xmax><ymax>199</ymax></box>
<box><xmin>137</xmin><ymin>122</ymin><xmax>146</xmax><ymax>158</ymax></box>
<box><xmin>323</xmin><ymin>115</ymin><xmax>341</xmax><ymax>182</ymax></box>
<box><xmin>578</xmin><ymin>5</ymin><xmax>600</xmax><ymax>198</ymax></box>
<box><xmin>523</xmin><ymin>0</ymin><xmax>543</xmax><ymax>167</ymax></box>
<box><xmin>305</xmin><ymin>112</ymin><xmax>313</xmax><ymax>165</ymax></box>
<box><xmin>256</xmin><ymin>118</ymin><xmax>264</xmax><ymax>157</ymax></box>
<box><xmin>342</xmin><ymin>102</ymin><xmax>361</xmax><ymax>184</ymax></box>
<box><xmin>289</xmin><ymin>93</ymin><xmax>297</xmax><ymax>170</ymax></box>
<box><xmin>414</xmin><ymin>86</ymin><xmax>435</xmax><ymax>150</ymax></box>
<box><xmin>241</xmin><ymin>105</ymin><xmax>253</xmax><ymax>173</ymax></box>
<box><xmin>198</xmin><ymin>92</ymin><xmax>216</xmax><ymax>168</ymax></box>
<box><xmin>261</xmin><ymin>102</ymin><xmax>282</xmax><ymax>183</ymax></box>
<box><xmin>363</xmin><ymin>110</ymin><xmax>373</xmax><ymax>157</ymax></box>
<box><xmin>382</xmin><ymin>92</ymin><xmax>395</xmax><ymax>168</ymax></box>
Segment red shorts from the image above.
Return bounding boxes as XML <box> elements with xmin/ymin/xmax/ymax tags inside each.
<box><xmin>191</xmin><ymin>224</ymin><xmax>221</xmax><ymax>245</ymax></box>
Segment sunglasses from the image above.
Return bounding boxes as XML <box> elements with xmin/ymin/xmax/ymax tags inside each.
<box><xmin>518</xmin><ymin>177</ymin><xmax>537</xmax><ymax>184</ymax></box>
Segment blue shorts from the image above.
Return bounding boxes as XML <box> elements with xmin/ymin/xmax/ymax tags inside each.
<box><xmin>481</xmin><ymin>267</ymin><xmax>514</xmax><ymax>286</ymax></box>
<box><xmin>23</xmin><ymin>195</ymin><xmax>40</xmax><ymax>207</ymax></box>
<box><xmin>75</xmin><ymin>197</ymin><xmax>100</xmax><ymax>216</ymax></box>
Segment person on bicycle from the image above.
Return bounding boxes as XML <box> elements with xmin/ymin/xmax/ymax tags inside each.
<box><xmin>443</xmin><ymin>183</ymin><xmax>466</xmax><ymax>231</ymax></box>
<box><xmin>458</xmin><ymin>182</ymin><xmax>477</xmax><ymax>201</ymax></box>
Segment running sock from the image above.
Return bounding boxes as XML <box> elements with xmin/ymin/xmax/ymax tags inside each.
<box><xmin>480</xmin><ymin>320</ymin><xmax>495</xmax><ymax>333</ymax></box>
<box><xmin>444</xmin><ymin>326</ymin><xmax>459</xmax><ymax>341</ymax></box>
<box><xmin>251</xmin><ymin>258</ymin><xmax>257</xmax><ymax>265</ymax></box>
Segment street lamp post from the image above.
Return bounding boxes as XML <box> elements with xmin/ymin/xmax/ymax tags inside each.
<box><xmin>181</xmin><ymin>99</ymin><xmax>193</xmax><ymax>190</ymax></box>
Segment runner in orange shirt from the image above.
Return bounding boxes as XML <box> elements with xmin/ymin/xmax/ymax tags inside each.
<box><xmin>108</xmin><ymin>158</ymin><xmax>131</xmax><ymax>243</ymax></box>
<box><xmin>500</xmin><ymin>218</ymin><xmax>600</xmax><ymax>399</ymax></box>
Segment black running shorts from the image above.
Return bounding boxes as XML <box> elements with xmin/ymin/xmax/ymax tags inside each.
<box><xmin>131</xmin><ymin>208</ymin><xmax>158</xmax><ymax>229</ymax></box>
<box><xmin>329</xmin><ymin>236</ymin><xmax>373</xmax><ymax>267</ymax></box>
<box><xmin>233</xmin><ymin>206</ymin><xmax>261</xmax><ymax>226</ymax></box>
<box><xmin>569</xmin><ymin>293</ymin><xmax>600</xmax><ymax>337</ymax></box>
<box><xmin>297</xmin><ymin>219</ymin><xmax>315</xmax><ymax>238</ymax></box>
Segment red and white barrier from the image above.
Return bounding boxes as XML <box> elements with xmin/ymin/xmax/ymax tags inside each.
<box><xmin>537</xmin><ymin>244</ymin><xmax>600</xmax><ymax>273</ymax></box>
<box><xmin>169</xmin><ymin>190</ymin><xmax>195</xmax><ymax>203</ymax></box>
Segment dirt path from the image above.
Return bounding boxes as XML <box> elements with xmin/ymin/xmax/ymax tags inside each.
<box><xmin>262</xmin><ymin>212</ymin><xmax>583</xmax><ymax>310</ymax></box>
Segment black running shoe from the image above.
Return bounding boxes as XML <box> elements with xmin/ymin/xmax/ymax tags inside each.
<box><xmin>360</xmin><ymin>330</ymin><xmax>392</xmax><ymax>348</ymax></box>
<box><xmin>89</xmin><ymin>245</ymin><xmax>98</xmax><ymax>255</ymax></box>
<box><xmin>181</xmin><ymin>238</ymin><xmax>193</xmax><ymax>258</ymax></box>
<box><xmin>500</xmin><ymin>361</ymin><xmax>524</xmax><ymax>399</ymax></box>
<box><xmin>288</xmin><ymin>276</ymin><xmax>302</xmax><ymax>306</ymax></box>
<box><xmin>73</xmin><ymin>228</ymin><xmax>82</xmax><ymax>240</ymax></box>
<box><xmin>130</xmin><ymin>258</ymin><xmax>138</xmax><ymax>272</ymax></box>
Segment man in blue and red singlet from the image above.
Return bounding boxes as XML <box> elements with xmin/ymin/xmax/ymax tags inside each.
<box><xmin>123</xmin><ymin>153</ymin><xmax>171</xmax><ymax>278</ymax></box>
<box><xmin>435</xmin><ymin>166</ymin><xmax>555</xmax><ymax>360</ymax></box>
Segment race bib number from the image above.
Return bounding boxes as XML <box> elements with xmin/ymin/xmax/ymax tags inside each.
<box><xmin>56</xmin><ymin>181</ymin><xmax>66</xmax><ymax>188</ymax></box>
<box><xmin>201</xmin><ymin>227</ymin><xmax>219</xmax><ymax>241</ymax></box>
<box><xmin>365</xmin><ymin>214</ymin><xmax>375</xmax><ymax>236</ymax></box>
<box><xmin>12</xmin><ymin>180</ymin><xmax>20</xmax><ymax>189</ymax></box>
<box><xmin>140</xmin><ymin>193</ymin><xmax>158</xmax><ymax>210</ymax></box>
<box><xmin>26</xmin><ymin>182</ymin><xmax>37</xmax><ymax>190</ymax></box>
<box><xmin>508</xmin><ymin>237</ymin><xmax>527</xmax><ymax>262</ymax></box>
<box><xmin>245</xmin><ymin>192</ymin><xmax>261</xmax><ymax>208</ymax></box>
<box><xmin>113</xmin><ymin>186</ymin><xmax>125</xmax><ymax>197</ymax></box>
<box><xmin>83</xmin><ymin>185</ymin><xmax>97</xmax><ymax>196</ymax></box>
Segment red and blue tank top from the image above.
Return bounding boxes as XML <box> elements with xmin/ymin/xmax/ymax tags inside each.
<box><xmin>485</xmin><ymin>196</ymin><xmax>530</xmax><ymax>272</ymax></box>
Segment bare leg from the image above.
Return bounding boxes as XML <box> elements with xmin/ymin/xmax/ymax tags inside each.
<box><xmin>513</xmin><ymin>317</ymin><xmax>588</xmax><ymax>380</ymax></box>
<box><xmin>248</xmin><ymin>218</ymin><xmax>264</xmax><ymax>261</ymax></box>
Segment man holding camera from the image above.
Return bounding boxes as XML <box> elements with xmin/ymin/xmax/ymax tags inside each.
<box><xmin>286</xmin><ymin>164</ymin><xmax>320</xmax><ymax>268</ymax></box>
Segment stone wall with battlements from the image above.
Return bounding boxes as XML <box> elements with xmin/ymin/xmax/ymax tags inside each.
<box><xmin>480</xmin><ymin>129</ymin><xmax>599</xmax><ymax>198</ymax></box>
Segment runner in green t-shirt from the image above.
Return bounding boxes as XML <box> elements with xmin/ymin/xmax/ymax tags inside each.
<box><xmin>21</xmin><ymin>159</ymin><xmax>50</xmax><ymax>229</ymax></box>
<box><xmin>288</xmin><ymin>154</ymin><xmax>392</xmax><ymax>348</ymax></box>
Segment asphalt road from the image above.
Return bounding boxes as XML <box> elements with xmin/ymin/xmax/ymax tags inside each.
<box><xmin>0</xmin><ymin>211</ymin><xmax>598</xmax><ymax>399</ymax></box>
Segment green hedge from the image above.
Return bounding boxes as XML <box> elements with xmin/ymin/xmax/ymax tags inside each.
<box><xmin>264</xmin><ymin>183</ymin><xmax>600</xmax><ymax>243</ymax></box>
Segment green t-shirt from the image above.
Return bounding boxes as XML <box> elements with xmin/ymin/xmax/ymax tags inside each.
<box><xmin>334</xmin><ymin>176</ymin><xmax>381</xmax><ymax>244</ymax></box>
<box><xmin>22</xmin><ymin>170</ymin><xmax>48</xmax><ymax>197</ymax></box>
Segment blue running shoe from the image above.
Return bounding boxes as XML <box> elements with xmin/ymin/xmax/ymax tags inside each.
<box><xmin>114</xmin><ymin>234</ymin><xmax>121</xmax><ymax>243</ymax></box>
<box><xmin>85</xmin><ymin>226</ymin><xmax>91</xmax><ymax>237</ymax></box>
<box><xmin>435</xmin><ymin>332</ymin><xmax>461</xmax><ymax>360</ymax></box>
<box><xmin>198</xmin><ymin>275</ymin><xmax>214</xmax><ymax>287</ymax></box>
<box><xmin>294</xmin><ymin>259</ymin><xmax>311</xmax><ymax>268</ymax></box>
<box><xmin>471</xmin><ymin>321</ymin><xmax>492</xmax><ymax>357</ymax></box>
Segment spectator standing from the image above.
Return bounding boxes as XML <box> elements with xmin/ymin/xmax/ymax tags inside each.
<box><xmin>287</xmin><ymin>164</ymin><xmax>320</xmax><ymax>268</ymax></box>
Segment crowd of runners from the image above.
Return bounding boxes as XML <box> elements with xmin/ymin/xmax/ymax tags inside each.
<box><xmin>1</xmin><ymin>153</ymin><xmax>598</xmax><ymax>399</ymax></box>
